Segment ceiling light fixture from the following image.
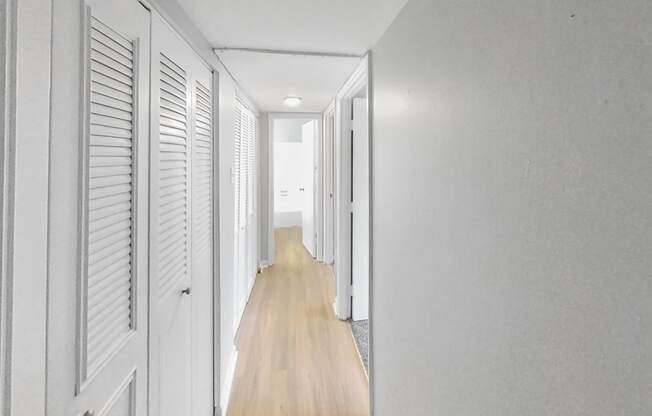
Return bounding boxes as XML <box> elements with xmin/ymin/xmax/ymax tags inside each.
<box><xmin>284</xmin><ymin>96</ymin><xmax>302</xmax><ymax>107</ymax></box>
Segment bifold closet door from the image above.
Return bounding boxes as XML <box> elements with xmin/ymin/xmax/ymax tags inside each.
<box><xmin>47</xmin><ymin>0</ymin><xmax>150</xmax><ymax>415</ymax></box>
<box><xmin>190</xmin><ymin>47</ymin><xmax>215</xmax><ymax>416</ymax></box>
<box><xmin>150</xmin><ymin>14</ymin><xmax>215</xmax><ymax>416</ymax></box>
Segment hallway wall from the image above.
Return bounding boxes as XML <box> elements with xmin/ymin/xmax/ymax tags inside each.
<box><xmin>273</xmin><ymin>142</ymin><xmax>303</xmax><ymax>227</ymax></box>
<box><xmin>372</xmin><ymin>1</ymin><xmax>652</xmax><ymax>415</ymax></box>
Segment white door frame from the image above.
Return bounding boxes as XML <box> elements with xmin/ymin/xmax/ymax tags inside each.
<box><xmin>3</xmin><ymin>0</ymin><xmax>51</xmax><ymax>413</ymax></box>
<box><xmin>334</xmin><ymin>57</ymin><xmax>370</xmax><ymax>321</ymax></box>
<box><xmin>266</xmin><ymin>112</ymin><xmax>322</xmax><ymax>265</ymax></box>
<box><xmin>332</xmin><ymin>52</ymin><xmax>374</xmax><ymax>413</ymax></box>
<box><xmin>211</xmin><ymin>68</ymin><xmax>221</xmax><ymax>416</ymax></box>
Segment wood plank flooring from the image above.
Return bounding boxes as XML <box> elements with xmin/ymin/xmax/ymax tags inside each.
<box><xmin>227</xmin><ymin>227</ymin><xmax>369</xmax><ymax>416</ymax></box>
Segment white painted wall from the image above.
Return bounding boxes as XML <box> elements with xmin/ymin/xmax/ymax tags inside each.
<box><xmin>263</xmin><ymin>115</ymin><xmax>321</xmax><ymax>245</ymax></box>
<box><xmin>372</xmin><ymin>1</ymin><xmax>652</xmax><ymax>415</ymax></box>
<box><xmin>274</xmin><ymin>118</ymin><xmax>309</xmax><ymax>143</ymax></box>
<box><xmin>273</xmin><ymin>143</ymin><xmax>303</xmax><ymax>228</ymax></box>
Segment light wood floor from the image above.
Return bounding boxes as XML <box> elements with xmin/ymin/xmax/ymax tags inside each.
<box><xmin>227</xmin><ymin>227</ymin><xmax>370</xmax><ymax>416</ymax></box>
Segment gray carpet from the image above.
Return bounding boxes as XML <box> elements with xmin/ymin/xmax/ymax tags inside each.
<box><xmin>351</xmin><ymin>320</ymin><xmax>369</xmax><ymax>373</ymax></box>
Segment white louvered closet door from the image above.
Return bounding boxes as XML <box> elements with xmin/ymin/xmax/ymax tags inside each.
<box><xmin>233</xmin><ymin>103</ymin><xmax>246</xmax><ymax>327</ymax></box>
<box><xmin>47</xmin><ymin>1</ymin><xmax>150</xmax><ymax>415</ymax></box>
<box><xmin>190</xmin><ymin>62</ymin><xmax>215</xmax><ymax>416</ymax></box>
<box><xmin>246</xmin><ymin>116</ymin><xmax>257</xmax><ymax>294</ymax></box>
<box><xmin>233</xmin><ymin>101</ymin><xmax>257</xmax><ymax>328</ymax></box>
<box><xmin>150</xmin><ymin>14</ymin><xmax>215</xmax><ymax>416</ymax></box>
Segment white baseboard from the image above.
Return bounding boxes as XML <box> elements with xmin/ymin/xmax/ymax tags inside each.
<box><xmin>221</xmin><ymin>349</ymin><xmax>239</xmax><ymax>415</ymax></box>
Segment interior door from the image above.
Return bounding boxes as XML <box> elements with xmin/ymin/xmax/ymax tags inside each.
<box><xmin>352</xmin><ymin>98</ymin><xmax>369</xmax><ymax>321</ymax></box>
<box><xmin>150</xmin><ymin>14</ymin><xmax>213</xmax><ymax>416</ymax></box>
<box><xmin>47</xmin><ymin>1</ymin><xmax>150</xmax><ymax>414</ymax></box>
<box><xmin>301</xmin><ymin>120</ymin><xmax>316</xmax><ymax>256</ymax></box>
<box><xmin>324</xmin><ymin>114</ymin><xmax>335</xmax><ymax>264</ymax></box>
<box><xmin>191</xmin><ymin>62</ymin><xmax>215</xmax><ymax>416</ymax></box>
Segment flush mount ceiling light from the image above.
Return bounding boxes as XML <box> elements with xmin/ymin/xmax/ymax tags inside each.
<box><xmin>283</xmin><ymin>96</ymin><xmax>302</xmax><ymax>107</ymax></box>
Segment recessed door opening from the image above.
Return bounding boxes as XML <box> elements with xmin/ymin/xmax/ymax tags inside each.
<box><xmin>271</xmin><ymin>116</ymin><xmax>317</xmax><ymax>248</ymax></box>
<box><xmin>227</xmin><ymin>56</ymin><xmax>372</xmax><ymax>412</ymax></box>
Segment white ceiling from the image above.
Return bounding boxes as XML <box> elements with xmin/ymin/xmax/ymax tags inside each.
<box><xmin>216</xmin><ymin>51</ymin><xmax>360</xmax><ymax>112</ymax></box>
<box><xmin>176</xmin><ymin>0</ymin><xmax>408</xmax><ymax>112</ymax></box>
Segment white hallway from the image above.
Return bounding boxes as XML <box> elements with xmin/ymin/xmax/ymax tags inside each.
<box><xmin>2</xmin><ymin>0</ymin><xmax>652</xmax><ymax>415</ymax></box>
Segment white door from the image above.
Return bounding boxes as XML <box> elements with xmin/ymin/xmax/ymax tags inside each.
<box><xmin>233</xmin><ymin>103</ymin><xmax>254</xmax><ymax>327</ymax></box>
<box><xmin>47</xmin><ymin>1</ymin><xmax>150</xmax><ymax>414</ymax></box>
<box><xmin>150</xmin><ymin>14</ymin><xmax>214</xmax><ymax>416</ymax></box>
<box><xmin>352</xmin><ymin>98</ymin><xmax>369</xmax><ymax>321</ymax></box>
<box><xmin>324</xmin><ymin>114</ymin><xmax>335</xmax><ymax>264</ymax></box>
<box><xmin>302</xmin><ymin>120</ymin><xmax>316</xmax><ymax>256</ymax></box>
<box><xmin>190</xmin><ymin>58</ymin><xmax>215</xmax><ymax>416</ymax></box>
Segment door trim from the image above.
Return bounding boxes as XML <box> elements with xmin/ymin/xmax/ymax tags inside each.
<box><xmin>0</xmin><ymin>0</ymin><xmax>15</xmax><ymax>409</ymax></box>
<box><xmin>334</xmin><ymin>56</ymin><xmax>369</xmax><ymax>321</ymax></box>
<box><xmin>266</xmin><ymin>112</ymin><xmax>322</xmax><ymax>266</ymax></box>
<box><xmin>5</xmin><ymin>0</ymin><xmax>52</xmax><ymax>413</ymax></box>
<box><xmin>332</xmin><ymin>53</ymin><xmax>374</xmax><ymax>414</ymax></box>
<box><xmin>211</xmin><ymin>68</ymin><xmax>221</xmax><ymax>416</ymax></box>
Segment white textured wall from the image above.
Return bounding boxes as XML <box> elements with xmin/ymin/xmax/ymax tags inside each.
<box><xmin>372</xmin><ymin>1</ymin><xmax>652</xmax><ymax>415</ymax></box>
<box><xmin>274</xmin><ymin>118</ymin><xmax>310</xmax><ymax>143</ymax></box>
<box><xmin>274</xmin><ymin>143</ymin><xmax>303</xmax><ymax>213</ymax></box>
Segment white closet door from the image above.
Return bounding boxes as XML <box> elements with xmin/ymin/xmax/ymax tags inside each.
<box><xmin>233</xmin><ymin>104</ymin><xmax>244</xmax><ymax>327</ymax></box>
<box><xmin>191</xmin><ymin>67</ymin><xmax>215</xmax><ymax>416</ymax></box>
<box><xmin>47</xmin><ymin>1</ymin><xmax>150</xmax><ymax>415</ymax></box>
<box><xmin>150</xmin><ymin>15</ymin><xmax>191</xmax><ymax>416</ymax></box>
<box><xmin>247</xmin><ymin>116</ymin><xmax>257</xmax><ymax>294</ymax></box>
<box><xmin>150</xmin><ymin>14</ymin><xmax>215</xmax><ymax>416</ymax></box>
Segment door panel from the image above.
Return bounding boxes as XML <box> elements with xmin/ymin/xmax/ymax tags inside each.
<box><xmin>47</xmin><ymin>1</ymin><xmax>150</xmax><ymax>414</ymax></box>
<box><xmin>352</xmin><ymin>98</ymin><xmax>369</xmax><ymax>321</ymax></box>
<box><xmin>302</xmin><ymin>121</ymin><xmax>316</xmax><ymax>256</ymax></box>
<box><xmin>150</xmin><ymin>16</ymin><xmax>191</xmax><ymax>416</ymax></box>
<box><xmin>150</xmin><ymin>14</ymin><xmax>215</xmax><ymax>416</ymax></box>
<box><xmin>324</xmin><ymin>114</ymin><xmax>335</xmax><ymax>264</ymax></box>
<box><xmin>191</xmin><ymin>77</ymin><xmax>215</xmax><ymax>416</ymax></box>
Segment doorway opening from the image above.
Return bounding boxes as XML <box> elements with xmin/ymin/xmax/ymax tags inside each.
<box><xmin>228</xmin><ymin>59</ymin><xmax>372</xmax><ymax>415</ymax></box>
<box><xmin>332</xmin><ymin>60</ymin><xmax>371</xmax><ymax>379</ymax></box>
<box><xmin>270</xmin><ymin>115</ymin><xmax>321</xmax><ymax>256</ymax></box>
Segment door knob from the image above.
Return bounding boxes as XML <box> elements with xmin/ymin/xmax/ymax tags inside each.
<box><xmin>181</xmin><ymin>287</ymin><xmax>191</xmax><ymax>295</ymax></box>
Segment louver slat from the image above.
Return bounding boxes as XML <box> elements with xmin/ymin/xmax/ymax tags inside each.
<box><xmin>193</xmin><ymin>81</ymin><xmax>213</xmax><ymax>255</ymax></box>
<box><xmin>85</xmin><ymin>17</ymin><xmax>135</xmax><ymax>376</ymax></box>
<box><xmin>234</xmin><ymin>106</ymin><xmax>242</xmax><ymax>230</ymax></box>
<box><xmin>158</xmin><ymin>53</ymin><xmax>189</xmax><ymax>300</ymax></box>
<box><xmin>248</xmin><ymin>116</ymin><xmax>256</xmax><ymax>217</ymax></box>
